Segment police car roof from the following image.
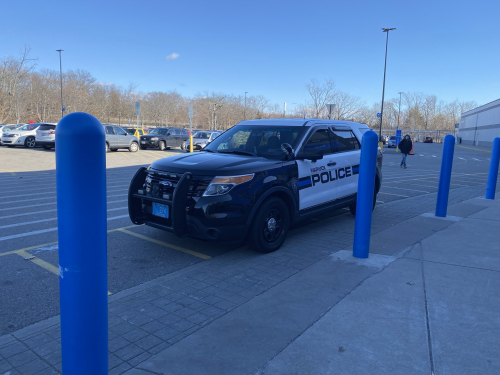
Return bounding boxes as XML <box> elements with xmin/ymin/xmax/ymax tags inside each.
<box><xmin>237</xmin><ymin>118</ymin><xmax>368</xmax><ymax>128</ymax></box>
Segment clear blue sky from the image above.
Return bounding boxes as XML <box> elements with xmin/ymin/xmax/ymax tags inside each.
<box><xmin>3</xmin><ymin>0</ymin><xmax>499</xmax><ymax>109</ymax></box>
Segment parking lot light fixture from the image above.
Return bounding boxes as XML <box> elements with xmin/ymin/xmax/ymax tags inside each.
<box><xmin>378</xmin><ymin>28</ymin><xmax>396</xmax><ymax>143</ymax></box>
<box><xmin>56</xmin><ymin>50</ymin><xmax>64</xmax><ymax>119</ymax></box>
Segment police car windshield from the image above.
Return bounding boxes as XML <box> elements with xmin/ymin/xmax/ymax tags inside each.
<box><xmin>204</xmin><ymin>125</ymin><xmax>306</xmax><ymax>160</ymax></box>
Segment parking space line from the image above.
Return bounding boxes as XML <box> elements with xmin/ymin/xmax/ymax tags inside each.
<box><xmin>457</xmin><ymin>145</ymin><xmax>491</xmax><ymax>153</ymax></box>
<box><xmin>0</xmin><ymin>242</ymin><xmax>58</xmax><ymax>257</ymax></box>
<box><xmin>16</xmin><ymin>249</ymin><xmax>59</xmax><ymax>275</ymax></box>
<box><xmin>119</xmin><ymin>152</ymin><xmax>130</xmax><ymax>158</ymax></box>
<box><xmin>117</xmin><ymin>228</ymin><xmax>212</xmax><ymax>260</ymax></box>
<box><xmin>383</xmin><ymin>186</ymin><xmax>431</xmax><ymax>193</ymax></box>
<box><xmin>378</xmin><ymin>192</ymin><xmax>410</xmax><ymax>198</ymax></box>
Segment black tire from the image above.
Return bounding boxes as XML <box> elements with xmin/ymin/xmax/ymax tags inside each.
<box><xmin>42</xmin><ymin>145</ymin><xmax>52</xmax><ymax>150</ymax></box>
<box><xmin>349</xmin><ymin>193</ymin><xmax>377</xmax><ymax>216</ymax></box>
<box><xmin>24</xmin><ymin>136</ymin><xmax>36</xmax><ymax>148</ymax></box>
<box><xmin>248</xmin><ymin>197</ymin><xmax>290</xmax><ymax>253</ymax></box>
<box><xmin>129</xmin><ymin>142</ymin><xmax>138</xmax><ymax>152</ymax></box>
<box><xmin>181</xmin><ymin>142</ymin><xmax>185</xmax><ymax>151</ymax></box>
<box><xmin>105</xmin><ymin>142</ymin><xmax>109</xmax><ymax>152</ymax></box>
<box><xmin>158</xmin><ymin>141</ymin><xmax>166</xmax><ymax>151</ymax></box>
<box><xmin>140</xmin><ymin>146</ymin><xmax>147</xmax><ymax>150</ymax></box>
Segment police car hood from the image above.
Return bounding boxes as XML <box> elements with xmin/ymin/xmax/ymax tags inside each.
<box><xmin>150</xmin><ymin>152</ymin><xmax>282</xmax><ymax>176</ymax></box>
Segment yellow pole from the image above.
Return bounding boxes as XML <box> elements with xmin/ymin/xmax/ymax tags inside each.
<box><xmin>189</xmin><ymin>134</ymin><xmax>193</xmax><ymax>153</ymax></box>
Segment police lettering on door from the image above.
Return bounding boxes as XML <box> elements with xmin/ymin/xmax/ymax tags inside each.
<box><xmin>298</xmin><ymin>164</ymin><xmax>360</xmax><ymax>190</ymax></box>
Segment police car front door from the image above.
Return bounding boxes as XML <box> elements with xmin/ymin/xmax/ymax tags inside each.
<box><xmin>296</xmin><ymin>128</ymin><xmax>339</xmax><ymax>210</ymax></box>
<box><xmin>330</xmin><ymin>128</ymin><xmax>361</xmax><ymax>198</ymax></box>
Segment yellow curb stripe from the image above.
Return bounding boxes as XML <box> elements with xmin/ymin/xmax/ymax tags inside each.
<box><xmin>117</xmin><ymin>228</ymin><xmax>211</xmax><ymax>260</ymax></box>
<box><xmin>17</xmin><ymin>250</ymin><xmax>59</xmax><ymax>275</ymax></box>
<box><xmin>456</xmin><ymin>145</ymin><xmax>491</xmax><ymax>153</ymax></box>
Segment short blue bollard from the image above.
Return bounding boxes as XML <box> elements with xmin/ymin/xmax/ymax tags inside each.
<box><xmin>486</xmin><ymin>137</ymin><xmax>500</xmax><ymax>200</ymax></box>
<box><xmin>435</xmin><ymin>134</ymin><xmax>455</xmax><ymax>217</ymax></box>
<box><xmin>353</xmin><ymin>130</ymin><xmax>378</xmax><ymax>259</ymax></box>
<box><xmin>56</xmin><ymin>113</ymin><xmax>108</xmax><ymax>375</ymax></box>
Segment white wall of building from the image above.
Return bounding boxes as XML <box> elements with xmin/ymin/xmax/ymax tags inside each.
<box><xmin>458</xmin><ymin>98</ymin><xmax>500</xmax><ymax>146</ymax></box>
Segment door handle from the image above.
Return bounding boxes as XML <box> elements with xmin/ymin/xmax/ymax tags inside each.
<box><xmin>327</xmin><ymin>161</ymin><xmax>337</xmax><ymax>166</ymax></box>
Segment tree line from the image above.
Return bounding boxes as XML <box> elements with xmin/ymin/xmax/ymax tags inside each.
<box><xmin>1</xmin><ymin>47</ymin><xmax>478</xmax><ymax>131</ymax></box>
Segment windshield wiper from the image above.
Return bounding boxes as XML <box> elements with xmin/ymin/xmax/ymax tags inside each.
<box><xmin>218</xmin><ymin>150</ymin><xmax>256</xmax><ymax>156</ymax></box>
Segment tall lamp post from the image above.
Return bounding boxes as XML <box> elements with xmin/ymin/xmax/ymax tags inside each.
<box><xmin>397</xmin><ymin>92</ymin><xmax>403</xmax><ymax>128</ymax></box>
<box><xmin>244</xmin><ymin>92</ymin><xmax>248</xmax><ymax>120</ymax></box>
<box><xmin>56</xmin><ymin>49</ymin><xmax>64</xmax><ymax>119</ymax></box>
<box><xmin>378</xmin><ymin>28</ymin><xmax>396</xmax><ymax>146</ymax></box>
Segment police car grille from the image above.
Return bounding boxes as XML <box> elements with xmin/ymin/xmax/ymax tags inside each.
<box><xmin>146</xmin><ymin>172</ymin><xmax>210</xmax><ymax>198</ymax></box>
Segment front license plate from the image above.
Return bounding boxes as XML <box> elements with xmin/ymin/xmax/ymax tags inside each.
<box><xmin>152</xmin><ymin>202</ymin><xmax>169</xmax><ymax>218</ymax></box>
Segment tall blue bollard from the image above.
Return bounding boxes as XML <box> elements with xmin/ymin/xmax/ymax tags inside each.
<box><xmin>353</xmin><ymin>130</ymin><xmax>378</xmax><ymax>259</ymax></box>
<box><xmin>435</xmin><ymin>134</ymin><xmax>455</xmax><ymax>217</ymax></box>
<box><xmin>56</xmin><ymin>113</ymin><xmax>108</xmax><ymax>375</ymax></box>
<box><xmin>486</xmin><ymin>138</ymin><xmax>500</xmax><ymax>200</ymax></box>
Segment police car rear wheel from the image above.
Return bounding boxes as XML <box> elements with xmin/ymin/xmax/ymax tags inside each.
<box><xmin>349</xmin><ymin>194</ymin><xmax>377</xmax><ymax>216</ymax></box>
<box><xmin>249</xmin><ymin>197</ymin><xmax>289</xmax><ymax>253</ymax></box>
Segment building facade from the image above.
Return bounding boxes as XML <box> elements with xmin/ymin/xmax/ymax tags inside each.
<box><xmin>458</xmin><ymin>98</ymin><xmax>500</xmax><ymax>146</ymax></box>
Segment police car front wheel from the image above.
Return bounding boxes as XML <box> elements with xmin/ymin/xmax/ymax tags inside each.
<box><xmin>249</xmin><ymin>197</ymin><xmax>290</xmax><ymax>253</ymax></box>
<box><xmin>349</xmin><ymin>193</ymin><xmax>377</xmax><ymax>216</ymax></box>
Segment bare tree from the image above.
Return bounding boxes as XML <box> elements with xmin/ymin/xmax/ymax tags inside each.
<box><xmin>306</xmin><ymin>78</ymin><xmax>336</xmax><ymax>117</ymax></box>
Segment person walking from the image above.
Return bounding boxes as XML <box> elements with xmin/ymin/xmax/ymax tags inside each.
<box><xmin>398</xmin><ymin>134</ymin><xmax>412</xmax><ymax>169</ymax></box>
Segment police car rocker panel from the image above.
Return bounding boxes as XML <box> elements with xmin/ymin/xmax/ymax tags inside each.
<box><xmin>128</xmin><ymin>119</ymin><xmax>382</xmax><ymax>253</ymax></box>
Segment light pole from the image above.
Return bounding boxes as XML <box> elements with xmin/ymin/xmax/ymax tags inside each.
<box><xmin>244</xmin><ymin>92</ymin><xmax>248</xmax><ymax>121</ymax></box>
<box><xmin>56</xmin><ymin>49</ymin><xmax>64</xmax><ymax>119</ymax></box>
<box><xmin>378</xmin><ymin>28</ymin><xmax>396</xmax><ymax>144</ymax></box>
<box><xmin>397</xmin><ymin>92</ymin><xmax>403</xmax><ymax>128</ymax></box>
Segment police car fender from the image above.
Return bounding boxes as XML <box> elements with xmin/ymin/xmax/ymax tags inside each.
<box><xmin>245</xmin><ymin>185</ymin><xmax>298</xmax><ymax>226</ymax></box>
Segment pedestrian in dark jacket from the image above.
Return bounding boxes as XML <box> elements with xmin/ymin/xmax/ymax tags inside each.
<box><xmin>398</xmin><ymin>134</ymin><xmax>412</xmax><ymax>168</ymax></box>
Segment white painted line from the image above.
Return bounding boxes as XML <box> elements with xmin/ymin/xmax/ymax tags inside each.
<box><xmin>0</xmin><ymin>183</ymin><xmax>130</xmax><ymax>197</ymax></box>
<box><xmin>0</xmin><ymin>185</ymin><xmax>130</xmax><ymax>199</ymax></box>
<box><xmin>0</xmin><ymin>193</ymin><xmax>128</xmax><ymax>205</ymax></box>
<box><xmin>331</xmin><ymin>250</ymin><xmax>396</xmax><ymax>269</ymax></box>
<box><xmin>0</xmin><ymin>199</ymin><xmax>126</xmax><ymax>212</ymax></box>
<box><xmin>432</xmin><ymin>155</ymin><xmax>436</xmax><ymax>158</ymax></box>
<box><xmin>458</xmin><ymin>157</ymin><xmax>465</xmax><ymax>160</ymax></box>
<box><xmin>472</xmin><ymin>158</ymin><xmax>481</xmax><ymax>161</ymax></box>
<box><xmin>0</xmin><ymin>210</ymin><xmax>128</xmax><ymax>229</ymax></box>
<box><xmin>0</xmin><ymin>214</ymin><xmax>130</xmax><ymax>241</ymax></box>
<box><xmin>420</xmin><ymin>212</ymin><xmax>462</xmax><ymax>222</ymax></box>
<box><xmin>419</xmin><ymin>154</ymin><xmax>424</xmax><ymax>156</ymax></box>
<box><xmin>0</xmin><ymin>209</ymin><xmax>57</xmax><ymax>220</ymax></box>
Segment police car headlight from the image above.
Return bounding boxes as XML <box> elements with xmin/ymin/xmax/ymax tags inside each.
<box><xmin>151</xmin><ymin>137</ymin><xmax>158</xmax><ymax>141</ymax></box>
<box><xmin>203</xmin><ymin>174</ymin><xmax>254</xmax><ymax>196</ymax></box>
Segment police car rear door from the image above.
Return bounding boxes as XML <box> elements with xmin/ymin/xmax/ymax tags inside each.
<box><xmin>329</xmin><ymin>126</ymin><xmax>361</xmax><ymax>198</ymax></box>
<box><xmin>296</xmin><ymin>126</ymin><xmax>339</xmax><ymax>210</ymax></box>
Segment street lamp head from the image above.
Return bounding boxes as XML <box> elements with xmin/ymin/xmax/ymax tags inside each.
<box><xmin>56</xmin><ymin>49</ymin><xmax>64</xmax><ymax>52</ymax></box>
<box><xmin>382</xmin><ymin>28</ymin><xmax>396</xmax><ymax>32</ymax></box>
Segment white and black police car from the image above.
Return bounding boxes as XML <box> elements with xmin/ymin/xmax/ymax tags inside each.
<box><xmin>128</xmin><ymin>119</ymin><xmax>383</xmax><ymax>253</ymax></box>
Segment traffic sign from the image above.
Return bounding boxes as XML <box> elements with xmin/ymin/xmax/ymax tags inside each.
<box><xmin>135</xmin><ymin>102</ymin><xmax>140</xmax><ymax>116</ymax></box>
<box><xmin>189</xmin><ymin>104</ymin><xmax>193</xmax><ymax>119</ymax></box>
<box><xmin>376</xmin><ymin>113</ymin><xmax>381</xmax><ymax>118</ymax></box>
<box><xmin>326</xmin><ymin>104</ymin><xmax>335</xmax><ymax>119</ymax></box>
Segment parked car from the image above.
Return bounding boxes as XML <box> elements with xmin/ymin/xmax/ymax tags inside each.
<box><xmin>424</xmin><ymin>137</ymin><xmax>433</xmax><ymax>143</ymax></box>
<box><xmin>0</xmin><ymin>125</ymin><xmax>21</xmax><ymax>146</ymax></box>
<box><xmin>387</xmin><ymin>135</ymin><xmax>396</xmax><ymax>148</ymax></box>
<box><xmin>125</xmin><ymin>128</ymin><xmax>148</xmax><ymax>137</ymax></box>
<box><xmin>35</xmin><ymin>123</ymin><xmax>58</xmax><ymax>150</ymax></box>
<box><xmin>1</xmin><ymin>123</ymin><xmax>42</xmax><ymax>148</ymax></box>
<box><xmin>139</xmin><ymin>127</ymin><xmax>189</xmax><ymax>150</ymax></box>
<box><xmin>184</xmin><ymin>131</ymin><xmax>222</xmax><ymax>152</ymax></box>
<box><xmin>103</xmin><ymin>124</ymin><xmax>140</xmax><ymax>152</ymax></box>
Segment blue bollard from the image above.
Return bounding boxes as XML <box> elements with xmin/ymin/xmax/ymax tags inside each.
<box><xmin>56</xmin><ymin>113</ymin><xmax>108</xmax><ymax>375</ymax></box>
<box><xmin>486</xmin><ymin>138</ymin><xmax>500</xmax><ymax>200</ymax></box>
<box><xmin>353</xmin><ymin>130</ymin><xmax>378</xmax><ymax>259</ymax></box>
<box><xmin>435</xmin><ymin>134</ymin><xmax>455</xmax><ymax>217</ymax></box>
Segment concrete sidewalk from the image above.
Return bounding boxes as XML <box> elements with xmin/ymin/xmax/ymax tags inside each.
<box><xmin>0</xmin><ymin>185</ymin><xmax>498</xmax><ymax>375</ymax></box>
<box><xmin>135</xmin><ymin>197</ymin><xmax>500</xmax><ymax>375</ymax></box>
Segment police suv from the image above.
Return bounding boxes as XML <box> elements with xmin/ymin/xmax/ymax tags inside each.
<box><xmin>128</xmin><ymin>119</ymin><xmax>383</xmax><ymax>253</ymax></box>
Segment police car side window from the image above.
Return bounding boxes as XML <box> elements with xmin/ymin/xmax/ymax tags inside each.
<box><xmin>300</xmin><ymin>129</ymin><xmax>334</xmax><ymax>156</ymax></box>
<box><xmin>330</xmin><ymin>129</ymin><xmax>360</xmax><ymax>152</ymax></box>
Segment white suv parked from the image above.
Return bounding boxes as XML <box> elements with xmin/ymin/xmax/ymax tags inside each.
<box><xmin>1</xmin><ymin>123</ymin><xmax>43</xmax><ymax>148</ymax></box>
<box><xmin>35</xmin><ymin>123</ymin><xmax>58</xmax><ymax>150</ymax></box>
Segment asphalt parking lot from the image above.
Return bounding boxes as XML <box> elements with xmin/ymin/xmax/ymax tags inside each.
<box><xmin>0</xmin><ymin>142</ymin><xmax>493</xmax><ymax>336</ymax></box>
